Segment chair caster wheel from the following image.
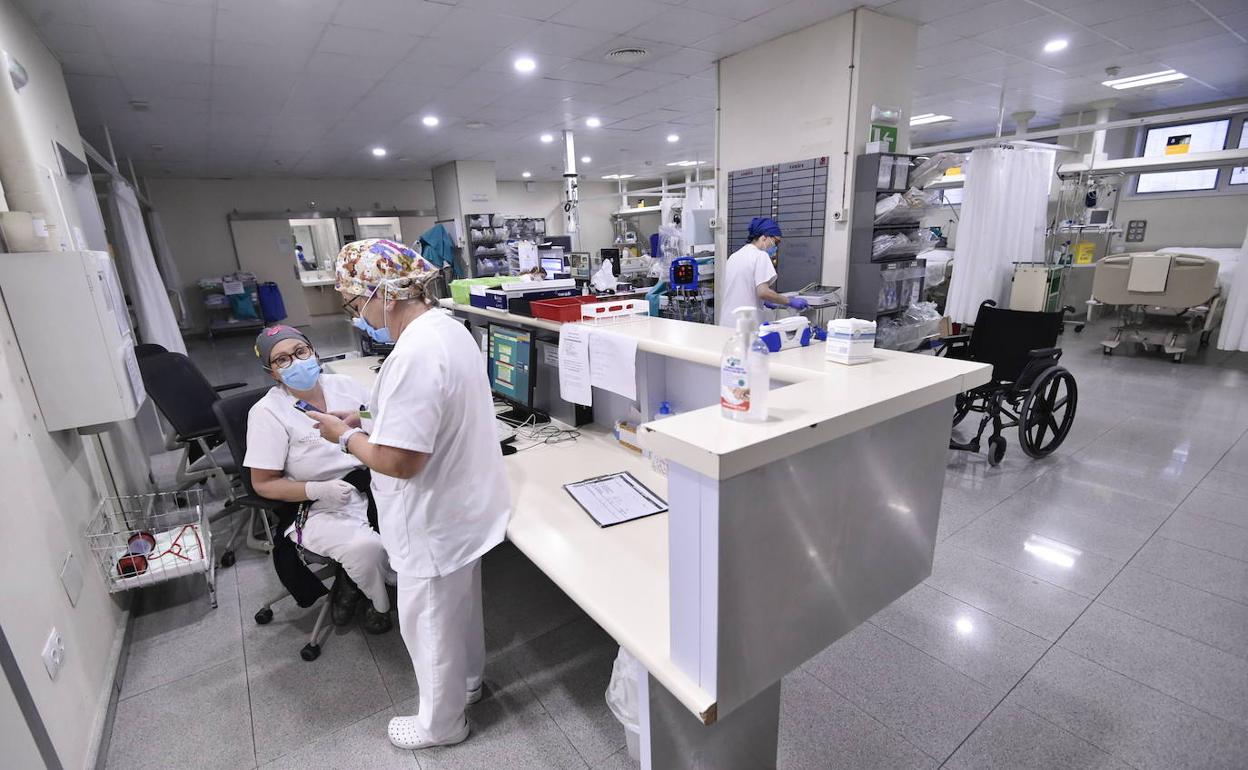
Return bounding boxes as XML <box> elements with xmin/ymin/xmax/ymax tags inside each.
<box><xmin>219</xmin><ymin>550</ymin><xmax>236</xmax><ymax>568</ymax></box>
<box><xmin>987</xmin><ymin>436</ymin><xmax>1006</xmax><ymax>466</ymax></box>
<box><xmin>1074</xmin><ymin>324</ymin><xmax>1084</xmax><ymax>333</ymax></box>
<box><xmin>301</xmin><ymin>643</ymin><xmax>321</xmax><ymax>662</ymax></box>
<box><xmin>254</xmin><ymin>608</ymin><xmax>273</xmax><ymax>625</ymax></box>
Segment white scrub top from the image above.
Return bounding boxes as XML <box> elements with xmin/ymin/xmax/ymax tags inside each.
<box><xmin>719</xmin><ymin>243</ymin><xmax>777</xmax><ymax>326</ymax></box>
<box><xmin>244</xmin><ymin>373</ymin><xmax>372</xmax><ymax>528</ymax></box>
<box><xmin>367</xmin><ymin>308</ymin><xmax>511</xmax><ymax>578</ymax></box>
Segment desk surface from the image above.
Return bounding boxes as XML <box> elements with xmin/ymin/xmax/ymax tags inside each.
<box><xmin>441</xmin><ymin>300</ymin><xmax>991</xmax><ymax>479</ymax></box>
<box><xmin>324</xmin><ymin>358</ymin><xmax>716</xmax><ymax>722</ymax></box>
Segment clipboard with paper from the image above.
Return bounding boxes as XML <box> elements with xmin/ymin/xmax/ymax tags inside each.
<box><xmin>563</xmin><ymin>471</ymin><xmax>668</xmax><ymax>528</ymax></box>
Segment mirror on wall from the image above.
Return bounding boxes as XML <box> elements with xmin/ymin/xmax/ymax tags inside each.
<box><xmin>355</xmin><ymin>216</ymin><xmax>402</xmax><ymax>242</ymax></box>
<box><xmin>289</xmin><ymin>218</ymin><xmax>340</xmax><ymax>271</ymax></box>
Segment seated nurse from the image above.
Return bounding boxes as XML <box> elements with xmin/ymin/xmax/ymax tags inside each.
<box><xmin>244</xmin><ymin>325</ymin><xmax>392</xmax><ymax>634</ymax></box>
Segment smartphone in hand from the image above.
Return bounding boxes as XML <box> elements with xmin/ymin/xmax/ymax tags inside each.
<box><xmin>293</xmin><ymin>399</ymin><xmax>316</xmax><ymax>414</ymax></box>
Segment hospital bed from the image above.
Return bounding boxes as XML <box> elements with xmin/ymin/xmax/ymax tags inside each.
<box><xmin>1089</xmin><ymin>252</ymin><xmax>1223</xmax><ymax>363</ymax></box>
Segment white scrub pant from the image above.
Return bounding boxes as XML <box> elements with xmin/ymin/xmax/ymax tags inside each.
<box><xmin>396</xmin><ymin>559</ymin><xmax>485</xmax><ymax>740</ymax></box>
<box><xmin>296</xmin><ymin>511</ymin><xmax>392</xmax><ymax>613</ymax></box>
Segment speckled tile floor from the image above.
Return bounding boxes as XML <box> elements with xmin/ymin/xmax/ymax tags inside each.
<box><xmin>109</xmin><ymin>318</ymin><xmax>1248</xmax><ymax>769</ymax></box>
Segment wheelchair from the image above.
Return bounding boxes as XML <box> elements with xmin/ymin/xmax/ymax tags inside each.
<box><xmin>939</xmin><ymin>300</ymin><xmax>1078</xmax><ymax>466</ymax></box>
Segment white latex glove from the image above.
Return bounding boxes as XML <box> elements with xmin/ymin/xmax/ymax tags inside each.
<box><xmin>304</xmin><ymin>479</ymin><xmax>355</xmax><ymax>505</ymax></box>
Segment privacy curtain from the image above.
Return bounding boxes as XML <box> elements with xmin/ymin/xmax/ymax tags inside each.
<box><xmin>1216</xmin><ymin>224</ymin><xmax>1248</xmax><ymax>351</ymax></box>
<box><xmin>944</xmin><ymin>147</ymin><xmax>1056</xmax><ymax>325</ymax></box>
<box><xmin>107</xmin><ymin>180</ymin><xmax>187</xmax><ymax>354</ymax></box>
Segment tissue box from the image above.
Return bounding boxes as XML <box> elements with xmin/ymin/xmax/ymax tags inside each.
<box><xmin>826</xmin><ymin>318</ymin><xmax>876</xmax><ymax>365</ymax></box>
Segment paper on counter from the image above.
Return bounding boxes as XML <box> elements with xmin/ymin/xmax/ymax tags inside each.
<box><xmin>565</xmin><ymin>471</ymin><xmax>667</xmax><ymax>528</ymax></box>
<box><xmin>557</xmin><ymin>323</ymin><xmax>592</xmax><ymax>406</ymax></box>
<box><xmin>588</xmin><ymin>328</ymin><xmax>637</xmax><ymax>400</ymax></box>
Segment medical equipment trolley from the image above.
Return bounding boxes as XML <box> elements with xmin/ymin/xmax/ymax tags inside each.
<box><xmin>85</xmin><ymin>489</ymin><xmax>217</xmax><ymax>607</ymax></box>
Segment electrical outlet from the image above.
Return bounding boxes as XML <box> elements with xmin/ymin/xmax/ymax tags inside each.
<box><xmin>42</xmin><ymin>629</ymin><xmax>65</xmax><ymax>681</ymax></box>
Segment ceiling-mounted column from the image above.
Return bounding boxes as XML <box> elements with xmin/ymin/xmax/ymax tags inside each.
<box><xmin>716</xmin><ymin>8</ymin><xmax>917</xmax><ymax>291</ymax></box>
<box><xmin>562</xmin><ymin>129</ymin><xmax>580</xmax><ymax>250</ymax></box>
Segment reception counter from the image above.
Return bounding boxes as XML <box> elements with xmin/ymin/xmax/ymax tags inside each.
<box><xmin>332</xmin><ymin>300</ymin><xmax>991</xmax><ymax>769</ymax></box>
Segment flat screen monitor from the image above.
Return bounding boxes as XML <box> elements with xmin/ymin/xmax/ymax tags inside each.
<box><xmin>540</xmin><ymin>256</ymin><xmax>565</xmax><ymax>275</ymax></box>
<box><xmin>488</xmin><ymin>324</ymin><xmax>535</xmax><ymax>410</ymax></box>
<box><xmin>543</xmin><ymin>235</ymin><xmax>573</xmax><ymax>251</ymax></box>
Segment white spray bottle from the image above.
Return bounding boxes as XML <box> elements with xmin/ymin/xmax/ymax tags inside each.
<box><xmin>720</xmin><ymin>306</ymin><xmax>770</xmax><ymax>422</ymax></box>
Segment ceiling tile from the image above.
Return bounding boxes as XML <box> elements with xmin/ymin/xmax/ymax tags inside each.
<box><xmin>511</xmin><ymin>23</ymin><xmax>617</xmax><ymax>58</ymax></box>
<box><xmin>317</xmin><ymin>24</ymin><xmax>421</xmax><ymax>60</ymax></box>
<box><xmin>56</xmin><ymin>51</ymin><xmax>116</xmax><ymax>77</ymax></box>
<box><xmin>550</xmin><ymin>0</ymin><xmax>667</xmax><ymax>33</ymax></box>
<box><xmin>427</xmin><ymin>7</ymin><xmax>544</xmax><ymax>42</ymax></box>
<box><xmin>692</xmin><ymin>20</ymin><xmax>787</xmax><ymax>55</ymax></box>
<box><xmin>457</xmin><ymin>0</ymin><xmax>577</xmax><ymax>21</ymax></box>
<box><xmin>875</xmin><ymin>0</ymin><xmax>995</xmax><ymax>25</ymax></box>
<box><xmin>748</xmin><ymin>0</ymin><xmax>859</xmax><ymax>32</ymax></box>
<box><xmin>92</xmin><ymin>0</ymin><xmax>214</xmax><ymax>40</ymax></box>
<box><xmin>606</xmin><ymin>68</ymin><xmax>685</xmax><ymax>92</ymax></box>
<box><xmin>328</xmin><ymin>0</ymin><xmax>454</xmax><ymax>31</ymax></box>
<box><xmin>214</xmin><ymin>6</ymin><xmax>327</xmax><ymax>47</ymax></box>
<box><xmin>679</xmin><ymin>0</ymin><xmax>788</xmax><ymax>21</ymax></box>
<box><xmin>478</xmin><ymin>48</ymin><xmax>573</xmax><ymax>75</ymax></box>
<box><xmin>38</xmin><ymin>21</ymin><xmax>106</xmax><ymax>54</ymax></box>
<box><xmin>639</xmin><ymin>46</ymin><xmax>719</xmax><ymax>75</ymax></box>
<box><xmin>927</xmin><ymin>0</ymin><xmax>1045</xmax><ymax>37</ymax></box>
<box><xmin>548</xmin><ymin>59</ymin><xmax>636</xmax><ymax>84</ymax></box>
<box><xmin>626</xmin><ymin>8</ymin><xmax>739</xmax><ymax>46</ymax></box>
<box><xmin>214</xmin><ymin>40</ymin><xmax>314</xmax><ymax>74</ymax></box>
<box><xmin>1060</xmin><ymin>0</ymin><xmax>1185</xmax><ymax>28</ymax></box>
<box><xmin>304</xmin><ymin>52</ymin><xmax>402</xmax><ymax>81</ymax></box>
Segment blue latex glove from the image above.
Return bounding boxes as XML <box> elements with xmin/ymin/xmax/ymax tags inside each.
<box><xmin>762</xmin><ymin>301</ymin><xmax>779</xmax><ymax>310</ymax></box>
<box><xmin>788</xmin><ymin>297</ymin><xmax>810</xmax><ymax>311</ymax></box>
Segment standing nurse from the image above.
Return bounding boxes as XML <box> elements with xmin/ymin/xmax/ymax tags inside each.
<box><xmin>719</xmin><ymin>216</ymin><xmax>808</xmax><ymax>326</ymax></box>
<box><xmin>309</xmin><ymin>239</ymin><xmax>510</xmax><ymax>750</ymax></box>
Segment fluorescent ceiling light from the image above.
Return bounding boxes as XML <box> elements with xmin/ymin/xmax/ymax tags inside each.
<box><xmin>540</xmin><ymin>133</ymin><xmax>554</xmax><ymax>143</ymax></box>
<box><xmin>954</xmin><ymin>617</ymin><xmax>974</xmax><ymax>635</ymax></box>
<box><xmin>513</xmin><ymin>56</ymin><xmax>536</xmax><ymax>73</ymax></box>
<box><xmin>602</xmin><ymin>173</ymin><xmax>635</xmax><ymax>180</ymax></box>
<box><xmin>421</xmin><ymin>115</ymin><xmax>439</xmax><ymax>127</ymax></box>
<box><xmin>580</xmin><ymin>156</ymin><xmax>591</xmax><ymax>163</ymax></box>
<box><xmin>666</xmin><ymin>160</ymin><xmax>706</xmax><ymax>167</ymax></box>
<box><xmin>1043</xmin><ymin>38</ymin><xmax>1068</xmax><ymax>53</ymax></box>
<box><xmin>521</xmin><ymin>171</ymin><xmax>532</xmax><ymax>178</ymax></box>
<box><xmin>910</xmin><ymin>113</ymin><xmax>954</xmax><ymax>126</ymax></box>
<box><xmin>371</xmin><ymin>147</ymin><xmax>387</xmax><ymax>157</ymax></box>
<box><xmin>666</xmin><ymin>133</ymin><xmax>679</xmax><ymax>142</ymax></box>
<box><xmin>1102</xmin><ymin>69</ymin><xmax>1187</xmax><ymax>90</ymax></box>
<box><xmin>585</xmin><ymin>117</ymin><xmax>601</xmax><ymax>128</ymax></box>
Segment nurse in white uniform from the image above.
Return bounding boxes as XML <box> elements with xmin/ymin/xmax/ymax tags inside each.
<box><xmin>245</xmin><ymin>325</ymin><xmax>392</xmax><ymax>634</ymax></box>
<box><xmin>719</xmin><ymin>216</ymin><xmax>808</xmax><ymax>326</ymax></box>
<box><xmin>309</xmin><ymin>239</ymin><xmax>510</xmax><ymax>751</ymax></box>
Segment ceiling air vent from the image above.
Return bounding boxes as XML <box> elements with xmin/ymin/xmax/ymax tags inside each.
<box><xmin>129</xmin><ymin>100</ymin><xmax>150</xmax><ymax>112</ymax></box>
<box><xmin>605</xmin><ymin>47</ymin><xmax>647</xmax><ymax>64</ymax></box>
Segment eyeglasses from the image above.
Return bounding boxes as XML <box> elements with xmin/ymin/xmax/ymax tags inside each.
<box><xmin>270</xmin><ymin>344</ymin><xmax>314</xmax><ymax>370</ymax></box>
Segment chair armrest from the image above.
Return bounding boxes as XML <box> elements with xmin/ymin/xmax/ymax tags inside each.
<box><xmin>941</xmin><ymin>333</ymin><xmax>971</xmax><ymax>344</ymax></box>
<box><xmin>1027</xmin><ymin>346</ymin><xmax>1062</xmax><ymax>361</ymax></box>
<box><xmin>213</xmin><ymin>382</ymin><xmax>248</xmax><ymax>392</ymax></box>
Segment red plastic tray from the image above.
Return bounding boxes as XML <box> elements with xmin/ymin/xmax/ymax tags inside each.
<box><xmin>530</xmin><ymin>295</ymin><xmax>597</xmax><ymax>323</ymax></box>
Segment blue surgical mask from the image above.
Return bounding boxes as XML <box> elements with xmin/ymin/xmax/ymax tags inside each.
<box><xmin>280</xmin><ymin>356</ymin><xmax>321</xmax><ymax>391</ymax></box>
<box><xmin>766</xmin><ymin>244</ymin><xmax>778</xmax><ymax>257</ymax></box>
<box><xmin>353</xmin><ymin>315</ymin><xmax>393</xmax><ymax>344</ymax></box>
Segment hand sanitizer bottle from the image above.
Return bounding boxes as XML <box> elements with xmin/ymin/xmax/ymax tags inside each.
<box><xmin>720</xmin><ymin>306</ymin><xmax>769</xmax><ymax>422</ymax></box>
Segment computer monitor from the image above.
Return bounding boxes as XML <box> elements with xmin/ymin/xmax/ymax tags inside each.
<box><xmin>543</xmin><ymin>235</ymin><xmax>573</xmax><ymax>251</ymax></box>
<box><xmin>487</xmin><ymin>324</ymin><xmax>545</xmax><ymax>421</ymax></box>
<box><xmin>540</xmin><ymin>255</ymin><xmax>565</xmax><ymax>275</ymax></box>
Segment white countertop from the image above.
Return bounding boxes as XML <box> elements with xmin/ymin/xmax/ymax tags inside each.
<box><xmin>324</xmin><ymin>356</ymin><xmax>716</xmax><ymax>722</ymax></box>
<box><xmin>441</xmin><ymin>300</ymin><xmax>992</xmax><ymax>479</ymax></box>
<box><xmin>300</xmin><ymin>269</ymin><xmax>336</xmax><ymax>287</ymax></box>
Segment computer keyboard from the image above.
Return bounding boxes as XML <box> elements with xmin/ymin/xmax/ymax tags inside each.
<box><xmin>496</xmin><ymin>419</ymin><xmax>517</xmax><ymax>444</ymax></box>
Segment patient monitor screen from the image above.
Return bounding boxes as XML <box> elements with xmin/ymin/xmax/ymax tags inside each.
<box><xmin>488</xmin><ymin>325</ymin><xmax>534</xmax><ymax>407</ymax></box>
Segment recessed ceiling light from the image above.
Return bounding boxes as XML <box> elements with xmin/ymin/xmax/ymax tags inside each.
<box><xmin>910</xmin><ymin>113</ymin><xmax>954</xmax><ymax>126</ymax></box>
<box><xmin>540</xmin><ymin>133</ymin><xmax>554</xmax><ymax>143</ymax></box>
<box><xmin>585</xmin><ymin>116</ymin><xmax>601</xmax><ymax>128</ymax></box>
<box><xmin>602</xmin><ymin>173</ymin><xmax>636</xmax><ymax>180</ymax></box>
<box><xmin>1101</xmin><ymin>69</ymin><xmax>1188</xmax><ymax>89</ymax></box>
<box><xmin>522</xmin><ymin>171</ymin><xmax>532</xmax><ymax>178</ymax></box>
<box><xmin>1043</xmin><ymin>38</ymin><xmax>1068</xmax><ymax>53</ymax></box>
<box><xmin>421</xmin><ymin>115</ymin><xmax>439</xmax><ymax>127</ymax></box>
<box><xmin>514</xmin><ymin>56</ymin><xmax>536</xmax><ymax>73</ymax></box>
<box><xmin>371</xmin><ymin>147</ymin><xmax>387</xmax><ymax>157</ymax></box>
<box><xmin>464</xmin><ymin>121</ymin><xmax>490</xmax><ymax>129</ymax></box>
<box><xmin>581</xmin><ymin>156</ymin><xmax>591</xmax><ymax>163</ymax></box>
<box><xmin>666</xmin><ymin>133</ymin><xmax>679</xmax><ymax>143</ymax></box>
<box><xmin>665</xmin><ymin>160</ymin><xmax>706</xmax><ymax>167</ymax></box>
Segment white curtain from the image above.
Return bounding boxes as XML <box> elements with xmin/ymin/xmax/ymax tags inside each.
<box><xmin>107</xmin><ymin>180</ymin><xmax>187</xmax><ymax>354</ymax></box>
<box><xmin>1216</xmin><ymin>224</ymin><xmax>1248</xmax><ymax>352</ymax></box>
<box><xmin>945</xmin><ymin>147</ymin><xmax>1056</xmax><ymax>325</ymax></box>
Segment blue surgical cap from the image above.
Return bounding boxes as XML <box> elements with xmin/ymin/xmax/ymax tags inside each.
<box><xmin>748</xmin><ymin>217</ymin><xmax>782</xmax><ymax>239</ymax></box>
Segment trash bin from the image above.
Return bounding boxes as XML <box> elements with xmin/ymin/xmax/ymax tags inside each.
<box><xmin>606</xmin><ymin>647</ymin><xmax>643</xmax><ymax>761</ymax></box>
<box><xmin>258</xmin><ymin>281</ymin><xmax>287</xmax><ymax>323</ymax></box>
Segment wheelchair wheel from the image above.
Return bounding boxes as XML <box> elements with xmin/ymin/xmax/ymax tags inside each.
<box><xmin>952</xmin><ymin>393</ymin><xmax>972</xmax><ymax>427</ymax></box>
<box><xmin>1018</xmin><ymin>367</ymin><xmax>1077</xmax><ymax>459</ymax></box>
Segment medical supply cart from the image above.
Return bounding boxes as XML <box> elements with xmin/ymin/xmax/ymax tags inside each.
<box><xmin>85</xmin><ymin>490</ymin><xmax>217</xmax><ymax>607</ymax></box>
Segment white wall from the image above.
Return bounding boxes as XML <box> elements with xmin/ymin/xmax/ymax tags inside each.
<box><xmin>1114</xmin><ymin>194</ymin><xmax>1248</xmax><ymax>250</ymax></box>
<box><xmin>717</xmin><ymin>9</ymin><xmax>916</xmax><ymax>297</ymax></box>
<box><xmin>494</xmin><ymin>179</ymin><xmax>622</xmax><ymax>256</ymax></box>
<box><xmin>0</xmin><ymin>2</ymin><xmax>127</xmax><ymax>767</ymax></box>
<box><xmin>145</xmin><ymin>177</ymin><xmax>436</xmax><ymax>332</ymax></box>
